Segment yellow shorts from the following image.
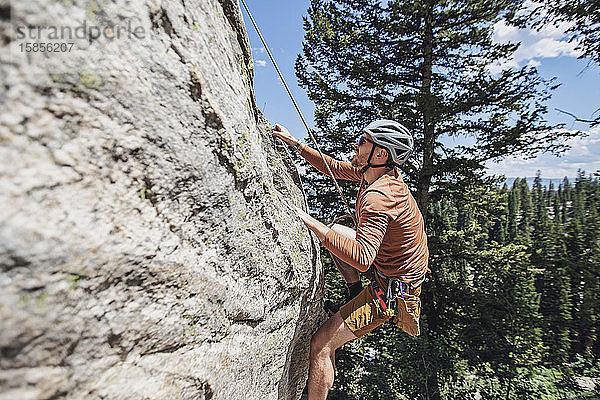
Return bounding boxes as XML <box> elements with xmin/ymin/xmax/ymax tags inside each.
<box><xmin>339</xmin><ymin>272</ymin><xmax>422</xmax><ymax>338</ymax></box>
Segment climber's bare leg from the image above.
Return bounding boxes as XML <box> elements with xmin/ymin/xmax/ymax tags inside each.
<box><xmin>330</xmin><ymin>224</ymin><xmax>359</xmax><ymax>283</ymax></box>
<box><xmin>308</xmin><ymin>311</ymin><xmax>356</xmax><ymax>400</ymax></box>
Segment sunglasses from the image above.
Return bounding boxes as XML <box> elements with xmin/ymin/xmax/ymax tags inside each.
<box><xmin>357</xmin><ymin>135</ymin><xmax>375</xmax><ymax>146</ymax></box>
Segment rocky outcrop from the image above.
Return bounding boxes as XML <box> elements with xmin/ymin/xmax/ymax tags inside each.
<box><xmin>0</xmin><ymin>0</ymin><xmax>323</xmax><ymax>399</ymax></box>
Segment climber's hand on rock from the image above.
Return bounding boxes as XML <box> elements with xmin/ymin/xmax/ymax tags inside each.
<box><xmin>296</xmin><ymin>207</ymin><xmax>311</xmax><ymax>224</ymax></box>
<box><xmin>295</xmin><ymin>207</ymin><xmax>329</xmax><ymax>242</ymax></box>
<box><xmin>272</xmin><ymin>124</ymin><xmax>298</xmax><ymax>147</ymax></box>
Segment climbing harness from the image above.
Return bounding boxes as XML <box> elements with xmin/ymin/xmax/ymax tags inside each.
<box><xmin>370</xmin><ymin>266</ymin><xmax>400</xmax><ymax>317</ymax></box>
<box><xmin>370</xmin><ymin>266</ymin><xmax>425</xmax><ymax>318</ymax></box>
<box><xmin>239</xmin><ymin>0</ymin><xmax>356</xmax><ymax>225</ymax></box>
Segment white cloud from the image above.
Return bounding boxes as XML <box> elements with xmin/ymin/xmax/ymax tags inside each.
<box><xmin>489</xmin><ymin>1</ymin><xmax>583</xmax><ymax>73</ymax></box>
<box><xmin>515</xmin><ymin>37</ymin><xmax>580</xmax><ymax>60</ymax></box>
<box><xmin>530</xmin><ymin>17</ymin><xmax>574</xmax><ymax>39</ymax></box>
<box><xmin>486</xmin><ymin>127</ymin><xmax>600</xmax><ymax>177</ymax></box>
<box><xmin>493</xmin><ymin>20</ymin><xmax>521</xmax><ymax>42</ymax></box>
<box><xmin>255</xmin><ymin>59</ymin><xmax>267</xmax><ymax>67</ymax></box>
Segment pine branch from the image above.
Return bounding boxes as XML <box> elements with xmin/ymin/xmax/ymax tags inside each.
<box><xmin>555</xmin><ymin>108</ymin><xmax>597</xmax><ymax>124</ymax></box>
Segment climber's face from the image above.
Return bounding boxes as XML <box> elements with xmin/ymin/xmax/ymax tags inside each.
<box><xmin>351</xmin><ymin>133</ymin><xmax>374</xmax><ymax>168</ymax></box>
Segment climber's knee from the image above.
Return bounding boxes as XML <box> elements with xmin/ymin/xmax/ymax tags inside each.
<box><xmin>310</xmin><ymin>312</ymin><xmax>356</xmax><ymax>360</ymax></box>
<box><xmin>310</xmin><ymin>327</ymin><xmax>328</xmax><ymax>360</ymax></box>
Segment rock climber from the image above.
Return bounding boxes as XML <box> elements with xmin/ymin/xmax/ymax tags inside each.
<box><xmin>272</xmin><ymin>120</ymin><xmax>430</xmax><ymax>400</ymax></box>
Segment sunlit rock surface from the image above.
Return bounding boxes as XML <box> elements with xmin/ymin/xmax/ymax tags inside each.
<box><xmin>0</xmin><ymin>0</ymin><xmax>323</xmax><ymax>398</ymax></box>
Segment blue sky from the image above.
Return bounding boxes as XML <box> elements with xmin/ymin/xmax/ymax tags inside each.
<box><xmin>240</xmin><ymin>0</ymin><xmax>600</xmax><ymax>180</ymax></box>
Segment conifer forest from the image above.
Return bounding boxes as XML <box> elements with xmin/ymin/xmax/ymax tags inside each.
<box><xmin>322</xmin><ymin>174</ymin><xmax>600</xmax><ymax>399</ymax></box>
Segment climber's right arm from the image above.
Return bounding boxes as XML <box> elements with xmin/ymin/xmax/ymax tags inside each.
<box><xmin>272</xmin><ymin>124</ymin><xmax>361</xmax><ymax>182</ymax></box>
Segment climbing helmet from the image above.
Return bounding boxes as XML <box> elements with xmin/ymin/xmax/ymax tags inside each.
<box><xmin>362</xmin><ymin>119</ymin><xmax>413</xmax><ymax>166</ymax></box>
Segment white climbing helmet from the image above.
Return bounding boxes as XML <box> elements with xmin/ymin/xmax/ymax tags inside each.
<box><xmin>362</xmin><ymin>119</ymin><xmax>414</xmax><ymax>167</ymax></box>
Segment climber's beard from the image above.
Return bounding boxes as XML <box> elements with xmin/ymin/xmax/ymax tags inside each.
<box><xmin>351</xmin><ymin>151</ymin><xmax>365</xmax><ymax>169</ymax></box>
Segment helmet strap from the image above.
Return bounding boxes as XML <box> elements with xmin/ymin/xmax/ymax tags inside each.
<box><xmin>359</xmin><ymin>144</ymin><xmax>390</xmax><ymax>173</ymax></box>
<box><xmin>359</xmin><ymin>144</ymin><xmax>377</xmax><ymax>173</ymax></box>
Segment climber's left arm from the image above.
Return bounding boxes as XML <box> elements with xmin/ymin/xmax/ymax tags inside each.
<box><xmin>296</xmin><ymin>207</ymin><xmax>329</xmax><ymax>242</ymax></box>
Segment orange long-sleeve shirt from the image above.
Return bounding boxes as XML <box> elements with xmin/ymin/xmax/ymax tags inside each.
<box><xmin>298</xmin><ymin>143</ymin><xmax>429</xmax><ymax>283</ymax></box>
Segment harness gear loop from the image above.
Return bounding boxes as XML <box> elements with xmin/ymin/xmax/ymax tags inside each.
<box><xmin>370</xmin><ymin>266</ymin><xmax>395</xmax><ymax>317</ymax></box>
<box><xmin>370</xmin><ymin>266</ymin><xmax>423</xmax><ymax>318</ymax></box>
<box><xmin>239</xmin><ymin>0</ymin><xmax>356</xmax><ymax>226</ymax></box>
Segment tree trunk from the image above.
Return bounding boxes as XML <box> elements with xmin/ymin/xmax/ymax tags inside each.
<box><xmin>417</xmin><ymin>0</ymin><xmax>435</xmax><ymax>222</ymax></box>
<box><xmin>419</xmin><ymin>6</ymin><xmax>439</xmax><ymax>398</ymax></box>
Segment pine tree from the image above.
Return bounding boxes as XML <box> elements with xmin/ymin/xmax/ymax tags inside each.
<box><xmin>469</xmin><ymin>241</ymin><xmax>544</xmax><ymax>393</ymax></box>
<box><xmin>547</xmin><ymin>218</ymin><xmax>573</xmax><ymax>363</ymax></box>
<box><xmin>532</xmin><ymin>173</ymin><xmax>546</xmax><ymax>249</ymax></box>
<box><xmin>591</xmin><ymin>179</ymin><xmax>600</xmax><ymax>357</ymax></box>
<box><xmin>508</xmin><ymin>179</ymin><xmax>520</xmax><ymax>241</ymax></box>
<box><xmin>579</xmin><ymin>174</ymin><xmax>599</xmax><ymax>356</ymax></box>
<box><xmin>296</xmin><ymin>0</ymin><xmax>568</xmax><ymax>221</ymax></box>
<box><xmin>533</xmin><ymin>174</ymin><xmax>572</xmax><ymax>364</ymax></box>
<box><xmin>547</xmin><ymin>181</ymin><xmax>556</xmax><ymax>219</ymax></box>
<box><xmin>428</xmin><ymin>181</ymin><xmax>545</xmax><ymax>398</ymax></box>
<box><xmin>567</xmin><ymin>172</ymin><xmax>592</xmax><ymax>356</ymax></box>
<box><xmin>490</xmin><ymin>183</ymin><xmax>509</xmax><ymax>244</ymax></box>
<box><xmin>561</xmin><ymin>177</ymin><xmax>572</xmax><ymax>225</ymax></box>
<box><xmin>517</xmin><ymin>178</ymin><xmax>533</xmax><ymax>246</ymax></box>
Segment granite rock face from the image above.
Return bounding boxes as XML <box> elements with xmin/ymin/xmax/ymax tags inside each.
<box><xmin>0</xmin><ymin>0</ymin><xmax>323</xmax><ymax>399</ymax></box>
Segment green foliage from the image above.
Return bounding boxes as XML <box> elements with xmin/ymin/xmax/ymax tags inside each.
<box><xmin>440</xmin><ymin>364</ymin><xmax>575</xmax><ymax>400</ymax></box>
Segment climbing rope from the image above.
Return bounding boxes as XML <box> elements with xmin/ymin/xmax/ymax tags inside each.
<box><xmin>239</xmin><ymin>0</ymin><xmax>356</xmax><ymax>225</ymax></box>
